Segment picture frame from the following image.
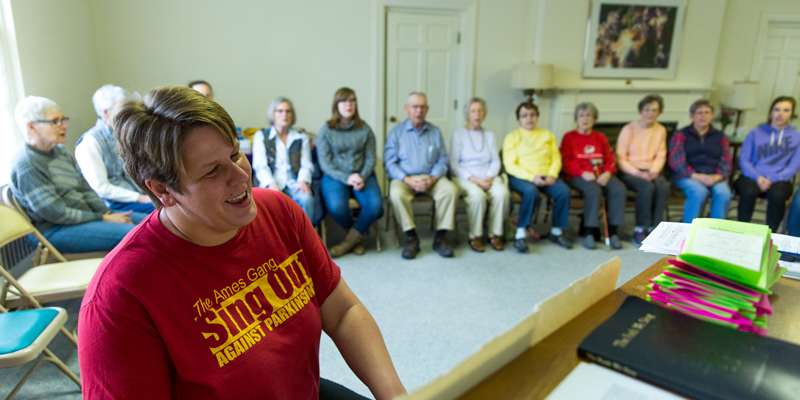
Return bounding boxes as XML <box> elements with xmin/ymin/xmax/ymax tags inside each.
<box><xmin>582</xmin><ymin>0</ymin><xmax>686</xmax><ymax>79</ymax></box>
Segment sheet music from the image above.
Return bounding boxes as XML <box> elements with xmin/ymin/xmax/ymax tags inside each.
<box><xmin>689</xmin><ymin>228</ymin><xmax>763</xmax><ymax>271</ymax></box>
<box><xmin>772</xmin><ymin>233</ymin><xmax>800</xmax><ymax>256</ymax></box>
<box><xmin>640</xmin><ymin>222</ymin><xmax>690</xmax><ymax>255</ymax></box>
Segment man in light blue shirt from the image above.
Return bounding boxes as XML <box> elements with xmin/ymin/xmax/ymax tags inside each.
<box><xmin>384</xmin><ymin>92</ymin><xmax>457</xmax><ymax>259</ymax></box>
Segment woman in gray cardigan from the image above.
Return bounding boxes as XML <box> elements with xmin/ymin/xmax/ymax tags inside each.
<box><xmin>316</xmin><ymin>87</ymin><xmax>383</xmax><ymax>257</ymax></box>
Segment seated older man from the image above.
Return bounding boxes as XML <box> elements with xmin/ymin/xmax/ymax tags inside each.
<box><xmin>384</xmin><ymin>92</ymin><xmax>457</xmax><ymax>259</ymax></box>
<box><xmin>10</xmin><ymin>96</ymin><xmax>147</xmax><ymax>253</ymax></box>
<box><xmin>76</xmin><ymin>84</ymin><xmax>155</xmax><ymax>213</ymax></box>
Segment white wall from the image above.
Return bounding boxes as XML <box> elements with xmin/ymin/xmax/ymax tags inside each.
<box><xmin>10</xmin><ymin>0</ymin><xmax>100</xmax><ymax>150</ymax></box>
<box><xmin>712</xmin><ymin>0</ymin><xmax>800</xmax><ymax>131</ymax></box>
<box><xmin>9</xmin><ymin>0</ymin><xmax>798</xmax><ymax>151</ymax></box>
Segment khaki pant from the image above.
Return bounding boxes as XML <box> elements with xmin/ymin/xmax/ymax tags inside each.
<box><xmin>453</xmin><ymin>176</ymin><xmax>510</xmax><ymax>238</ymax></box>
<box><xmin>389</xmin><ymin>176</ymin><xmax>457</xmax><ymax>232</ymax></box>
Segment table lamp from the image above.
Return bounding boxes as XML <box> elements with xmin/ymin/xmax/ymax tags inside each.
<box><xmin>510</xmin><ymin>63</ymin><xmax>554</xmax><ymax>104</ymax></box>
<box><xmin>730</xmin><ymin>81</ymin><xmax>758</xmax><ymax>136</ymax></box>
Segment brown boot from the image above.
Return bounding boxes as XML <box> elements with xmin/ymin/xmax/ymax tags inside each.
<box><xmin>330</xmin><ymin>228</ymin><xmax>363</xmax><ymax>258</ymax></box>
<box><xmin>352</xmin><ymin>238</ymin><xmax>365</xmax><ymax>255</ymax></box>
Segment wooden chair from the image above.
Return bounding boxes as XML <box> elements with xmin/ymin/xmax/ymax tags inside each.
<box><xmin>0</xmin><ymin>304</ymin><xmax>81</xmax><ymax>399</ymax></box>
<box><xmin>320</xmin><ymin>198</ymin><xmax>382</xmax><ymax>252</ymax></box>
<box><xmin>385</xmin><ymin>187</ymin><xmax>437</xmax><ymax>248</ymax></box>
<box><xmin>0</xmin><ymin>185</ymin><xmax>108</xmax><ymax>265</ymax></box>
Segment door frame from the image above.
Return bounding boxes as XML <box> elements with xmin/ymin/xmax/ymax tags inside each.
<box><xmin>749</xmin><ymin>13</ymin><xmax>800</xmax><ymax>81</ymax></box>
<box><xmin>372</xmin><ymin>0</ymin><xmax>477</xmax><ymax>192</ymax></box>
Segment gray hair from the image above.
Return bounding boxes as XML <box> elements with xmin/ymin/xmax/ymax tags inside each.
<box><xmin>689</xmin><ymin>99</ymin><xmax>714</xmax><ymax>115</ymax></box>
<box><xmin>266</xmin><ymin>97</ymin><xmax>296</xmax><ymax>127</ymax></box>
<box><xmin>15</xmin><ymin>96</ymin><xmax>59</xmax><ymax>138</ymax></box>
<box><xmin>92</xmin><ymin>84</ymin><xmax>128</xmax><ymax>118</ymax></box>
<box><xmin>407</xmin><ymin>91</ymin><xmax>427</xmax><ymax>104</ymax></box>
<box><xmin>463</xmin><ymin>97</ymin><xmax>487</xmax><ymax>120</ymax></box>
<box><xmin>574</xmin><ymin>102</ymin><xmax>599</xmax><ymax>121</ymax></box>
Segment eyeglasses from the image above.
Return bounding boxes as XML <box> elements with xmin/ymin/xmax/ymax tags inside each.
<box><xmin>339</xmin><ymin>98</ymin><xmax>357</xmax><ymax>104</ymax></box>
<box><xmin>35</xmin><ymin>117</ymin><xmax>69</xmax><ymax>125</ymax></box>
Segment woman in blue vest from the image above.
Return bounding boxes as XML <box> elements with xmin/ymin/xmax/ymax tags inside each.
<box><xmin>316</xmin><ymin>88</ymin><xmax>383</xmax><ymax>257</ymax></box>
<box><xmin>252</xmin><ymin>97</ymin><xmax>315</xmax><ymax>218</ymax></box>
<box><xmin>668</xmin><ymin>99</ymin><xmax>732</xmax><ymax>223</ymax></box>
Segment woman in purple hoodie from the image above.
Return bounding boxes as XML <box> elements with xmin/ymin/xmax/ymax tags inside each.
<box><xmin>734</xmin><ymin>96</ymin><xmax>799</xmax><ymax>231</ymax></box>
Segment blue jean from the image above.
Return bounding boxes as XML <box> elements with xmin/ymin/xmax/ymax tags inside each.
<box><xmin>33</xmin><ymin>211</ymin><xmax>148</xmax><ymax>253</ymax></box>
<box><xmin>787</xmin><ymin>190</ymin><xmax>800</xmax><ymax>237</ymax></box>
<box><xmin>321</xmin><ymin>175</ymin><xmax>384</xmax><ymax>234</ymax></box>
<box><xmin>507</xmin><ymin>175</ymin><xmax>570</xmax><ymax>229</ymax></box>
<box><xmin>675</xmin><ymin>178</ymin><xmax>732</xmax><ymax>223</ymax></box>
<box><xmin>106</xmin><ymin>199</ymin><xmax>156</xmax><ymax>214</ymax></box>
<box><xmin>282</xmin><ymin>181</ymin><xmax>315</xmax><ymax>220</ymax></box>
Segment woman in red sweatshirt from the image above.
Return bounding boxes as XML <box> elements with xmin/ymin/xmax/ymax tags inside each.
<box><xmin>560</xmin><ymin>102</ymin><xmax>625</xmax><ymax>249</ymax></box>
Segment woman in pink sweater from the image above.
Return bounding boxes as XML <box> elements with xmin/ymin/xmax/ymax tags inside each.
<box><xmin>616</xmin><ymin>94</ymin><xmax>671</xmax><ymax>245</ymax></box>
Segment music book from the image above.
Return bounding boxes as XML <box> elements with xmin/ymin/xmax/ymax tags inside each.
<box><xmin>578</xmin><ymin>297</ymin><xmax>800</xmax><ymax>400</ymax></box>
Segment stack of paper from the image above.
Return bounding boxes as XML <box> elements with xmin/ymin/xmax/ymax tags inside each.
<box><xmin>645</xmin><ymin>218</ymin><xmax>786</xmax><ymax>335</ymax></box>
<box><xmin>771</xmin><ymin>233</ymin><xmax>800</xmax><ymax>280</ymax></box>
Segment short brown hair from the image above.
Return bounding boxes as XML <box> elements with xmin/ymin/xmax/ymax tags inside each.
<box><xmin>327</xmin><ymin>87</ymin><xmax>363</xmax><ymax>130</ymax></box>
<box><xmin>515</xmin><ymin>102</ymin><xmax>538</xmax><ymax>120</ymax></box>
<box><xmin>114</xmin><ymin>86</ymin><xmax>237</xmax><ymax>206</ymax></box>
<box><xmin>638</xmin><ymin>94</ymin><xmax>664</xmax><ymax>113</ymax></box>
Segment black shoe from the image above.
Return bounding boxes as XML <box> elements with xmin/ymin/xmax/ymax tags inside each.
<box><xmin>402</xmin><ymin>236</ymin><xmax>420</xmax><ymax>259</ymax></box>
<box><xmin>581</xmin><ymin>234</ymin><xmax>596</xmax><ymax>250</ymax></box>
<box><xmin>433</xmin><ymin>236</ymin><xmax>454</xmax><ymax>258</ymax></box>
<box><xmin>549</xmin><ymin>233</ymin><xmax>573</xmax><ymax>249</ymax></box>
<box><xmin>632</xmin><ymin>227</ymin><xmax>647</xmax><ymax>246</ymax></box>
<box><xmin>513</xmin><ymin>238</ymin><xmax>529</xmax><ymax>253</ymax></box>
<box><xmin>609</xmin><ymin>234</ymin><xmax>622</xmax><ymax>250</ymax></box>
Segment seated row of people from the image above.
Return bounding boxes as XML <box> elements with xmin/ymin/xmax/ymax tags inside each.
<box><xmin>10</xmin><ymin>87</ymin><xmax>798</xmax><ymax>261</ymax></box>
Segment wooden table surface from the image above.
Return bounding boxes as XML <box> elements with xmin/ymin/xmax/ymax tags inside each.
<box><xmin>458</xmin><ymin>257</ymin><xmax>800</xmax><ymax>400</ymax></box>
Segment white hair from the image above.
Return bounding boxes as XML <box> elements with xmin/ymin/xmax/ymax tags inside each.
<box><xmin>92</xmin><ymin>84</ymin><xmax>127</xmax><ymax>118</ymax></box>
<box><xmin>14</xmin><ymin>96</ymin><xmax>59</xmax><ymax>138</ymax></box>
<box><xmin>407</xmin><ymin>91</ymin><xmax>427</xmax><ymax>104</ymax></box>
<box><xmin>266</xmin><ymin>97</ymin><xmax>296</xmax><ymax>127</ymax></box>
<box><xmin>463</xmin><ymin>97</ymin><xmax>487</xmax><ymax>120</ymax></box>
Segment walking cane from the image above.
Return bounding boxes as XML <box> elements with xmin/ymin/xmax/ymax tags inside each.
<box><xmin>590</xmin><ymin>160</ymin><xmax>611</xmax><ymax>248</ymax></box>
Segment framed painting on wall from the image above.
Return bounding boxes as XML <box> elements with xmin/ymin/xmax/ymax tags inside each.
<box><xmin>582</xmin><ymin>0</ymin><xmax>686</xmax><ymax>79</ymax></box>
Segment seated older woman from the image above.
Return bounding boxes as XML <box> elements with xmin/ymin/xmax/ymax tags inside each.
<box><xmin>616</xmin><ymin>94</ymin><xmax>671</xmax><ymax>245</ymax></box>
<box><xmin>668</xmin><ymin>100</ymin><xmax>732</xmax><ymax>223</ymax></box>
<box><xmin>317</xmin><ymin>87</ymin><xmax>383</xmax><ymax>257</ymax></box>
<box><xmin>252</xmin><ymin>97</ymin><xmax>315</xmax><ymax>219</ymax></box>
<box><xmin>450</xmin><ymin>97</ymin><xmax>509</xmax><ymax>252</ymax></box>
<box><xmin>503</xmin><ymin>102</ymin><xmax>573</xmax><ymax>252</ymax></box>
<box><xmin>560</xmin><ymin>102</ymin><xmax>625</xmax><ymax>250</ymax></box>
<box><xmin>78</xmin><ymin>86</ymin><xmax>406</xmax><ymax>399</ymax></box>
<box><xmin>9</xmin><ymin>96</ymin><xmax>147</xmax><ymax>253</ymax></box>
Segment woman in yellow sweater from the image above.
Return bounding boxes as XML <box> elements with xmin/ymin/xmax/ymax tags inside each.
<box><xmin>503</xmin><ymin>102</ymin><xmax>573</xmax><ymax>252</ymax></box>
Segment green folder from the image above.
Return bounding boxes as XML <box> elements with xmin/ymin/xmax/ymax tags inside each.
<box><xmin>678</xmin><ymin>218</ymin><xmax>784</xmax><ymax>292</ymax></box>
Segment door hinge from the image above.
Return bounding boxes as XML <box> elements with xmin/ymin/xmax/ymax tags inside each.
<box><xmin>457</xmin><ymin>32</ymin><xmax>461</xmax><ymax>44</ymax></box>
<box><xmin>454</xmin><ymin>100</ymin><xmax>458</xmax><ymax>110</ymax></box>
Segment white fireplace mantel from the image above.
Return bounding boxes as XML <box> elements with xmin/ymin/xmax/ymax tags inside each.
<box><xmin>545</xmin><ymin>86</ymin><xmax>713</xmax><ymax>139</ymax></box>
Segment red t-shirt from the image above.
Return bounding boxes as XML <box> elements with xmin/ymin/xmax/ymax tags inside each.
<box><xmin>560</xmin><ymin>130</ymin><xmax>617</xmax><ymax>179</ymax></box>
<box><xmin>78</xmin><ymin>189</ymin><xmax>341</xmax><ymax>399</ymax></box>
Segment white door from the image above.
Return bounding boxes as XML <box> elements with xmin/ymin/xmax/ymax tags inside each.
<box><xmin>385</xmin><ymin>10</ymin><xmax>461</xmax><ymax>146</ymax></box>
<box><xmin>752</xmin><ymin>23</ymin><xmax>800</xmax><ymax>130</ymax></box>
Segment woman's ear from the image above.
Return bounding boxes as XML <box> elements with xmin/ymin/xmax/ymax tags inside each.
<box><xmin>146</xmin><ymin>180</ymin><xmax>177</xmax><ymax>207</ymax></box>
